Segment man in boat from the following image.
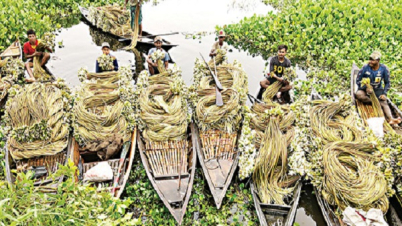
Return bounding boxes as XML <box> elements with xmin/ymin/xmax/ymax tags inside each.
<box><xmin>147</xmin><ymin>36</ymin><xmax>170</xmax><ymax>75</ymax></box>
<box><xmin>96</xmin><ymin>42</ymin><xmax>119</xmax><ymax>73</ymax></box>
<box><xmin>124</xmin><ymin>0</ymin><xmax>143</xmax><ymax>37</ymax></box>
<box><xmin>355</xmin><ymin>51</ymin><xmax>401</xmax><ymax>125</ymax></box>
<box><xmin>259</xmin><ymin>44</ymin><xmax>292</xmax><ymax>102</ymax></box>
<box><xmin>23</xmin><ymin>29</ymin><xmax>52</xmax><ymax>83</ymax></box>
<box><xmin>209</xmin><ymin>30</ymin><xmax>229</xmax><ymax>57</ymax></box>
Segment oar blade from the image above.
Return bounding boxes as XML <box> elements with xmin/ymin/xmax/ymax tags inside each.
<box><xmin>216</xmin><ymin>88</ymin><xmax>224</xmax><ymax>106</ymax></box>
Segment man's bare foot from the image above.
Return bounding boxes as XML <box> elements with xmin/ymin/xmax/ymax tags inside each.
<box><xmin>389</xmin><ymin>117</ymin><xmax>401</xmax><ymax>125</ymax></box>
<box><xmin>25</xmin><ymin>77</ymin><xmax>36</xmax><ymax>83</ymax></box>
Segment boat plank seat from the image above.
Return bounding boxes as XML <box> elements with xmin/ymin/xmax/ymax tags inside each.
<box><xmin>154</xmin><ymin>173</ymin><xmax>189</xmax><ymax>179</ymax></box>
<box><xmin>156</xmin><ymin>177</ymin><xmax>189</xmax><ymax>204</ymax></box>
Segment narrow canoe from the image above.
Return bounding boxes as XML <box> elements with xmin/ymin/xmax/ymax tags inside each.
<box><xmin>137</xmin><ymin>124</ymin><xmax>196</xmax><ymax>225</ymax></box>
<box><xmin>251</xmin><ymin>181</ymin><xmax>302</xmax><ymax>226</ymax></box>
<box><xmin>79</xmin><ymin>6</ymin><xmax>178</xmax><ymax>52</ymax></box>
<box><xmin>70</xmin><ymin>128</ymin><xmax>137</xmax><ymax>198</ymax></box>
<box><xmin>5</xmin><ymin>135</ymin><xmax>73</xmax><ymax>189</ymax></box>
<box><xmin>0</xmin><ymin>40</ymin><xmax>22</xmax><ymax>59</ymax></box>
<box><xmin>193</xmin><ymin>125</ymin><xmax>240</xmax><ymax>209</ymax></box>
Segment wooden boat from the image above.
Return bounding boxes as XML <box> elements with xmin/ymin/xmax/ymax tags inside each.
<box><xmin>70</xmin><ymin>128</ymin><xmax>137</xmax><ymax>198</ymax></box>
<box><xmin>1</xmin><ymin>41</ymin><xmax>23</xmax><ymax>109</ymax></box>
<box><xmin>79</xmin><ymin>6</ymin><xmax>178</xmax><ymax>51</ymax></box>
<box><xmin>247</xmin><ymin>94</ymin><xmax>302</xmax><ymax>225</ymax></box>
<box><xmin>351</xmin><ymin>63</ymin><xmax>402</xmax><ymax>221</ymax></box>
<box><xmin>193</xmin><ymin>125</ymin><xmax>239</xmax><ymax>209</ymax></box>
<box><xmin>315</xmin><ymin>187</ymin><xmax>344</xmax><ymax>226</ymax></box>
<box><xmin>251</xmin><ymin>182</ymin><xmax>302</xmax><ymax>226</ymax></box>
<box><xmin>137</xmin><ymin>124</ymin><xmax>196</xmax><ymax>225</ymax></box>
<box><xmin>350</xmin><ymin>63</ymin><xmax>402</xmax><ymax>133</ymax></box>
<box><xmin>5</xmin><ymin>136</ymin><xmax>73</xmax><ymax>188</ymax></box>
<box><xmin>0</xmin><ymin>40</ymin><xmax>22</xmax><ymax>60</ymax></box>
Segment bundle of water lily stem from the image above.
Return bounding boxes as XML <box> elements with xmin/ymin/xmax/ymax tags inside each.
<box><xmin>307</xmin><ymin>94</ymin><xmax>391</xmax><ymax>214</ymax></box>
<box><xmin>72</xmin><ymin>66</ymin><xmax>136</xmax><ymax>160</ymax></box>
<box><xmin>356</xmin><ymin>78</ymin><xmax>402</xmax><ymax>202</ymax></box>
<box><xmin>250</xmin><ymin>103</ymin><xmax>298</xmax><ymax>205</ymax></box>
<box><xmin>356</xmin><ymin>78</ymin><xmax>395</xmax><ymax>132</ymax></box>
<box><xmin>32</xmin><ymin>32</ymin><xmax>55</xmax><ymax>82</ymax></box>
<box><xmin>136</xmin><ymin>50</ymin><xmax>190</xmax><ymax>176</ymax></box>
<box><xmin>189</xmin><ymin>50</ymin><xmax>248</xmax><ymax>160</ymax></box>
<box><xmin>88</xmin><ymin>5</ymin><xmax>131</xmax><ymax>38</ymax></box>
<box><xmin>262</xmin><ymin>67</ymin><xmax>296</xmax><ymax>104</ymax></box>
<box><xmin>87</xmin><ymin>3</ymin><xmax>141</xmax><ymax>50</ymax></box>
<box><xmin>2</xmin><ymin>79</ymin><xmax>71</xmax><ymax>161</ymax></box>
<box><xmin>190</xmin><ymin>49</ymin><xmax>248</xmax><ymax>132</ymax></box>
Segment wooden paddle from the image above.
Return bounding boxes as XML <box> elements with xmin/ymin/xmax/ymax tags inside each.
<box><xmin>247</xmin><ymin>94</ymin><xmax>263</xmax><ymax>104</ymax></box>
<box><xmin>118</xmin><ymin>32</ymin><xmax>179</xmax><ymax>42</ymax></box>
<box><xmin>199</xmin><ymin>53</ymin><xmax>224</xmax><ymax>106</ymax></box>
<box><xmin>110</xmin><ymin>140</ymin><xmax>132</xmax><ymax>195</ymax></box>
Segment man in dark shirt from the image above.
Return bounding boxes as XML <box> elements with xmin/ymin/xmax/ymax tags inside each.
<box><xmin>259</xmin><ymin>44</ymin><xmax>292</xmax><ymax>101</ymax></box>
<box><xmin>95</xmin><ymin>42</ymin><xmax>119</xmax><ymax>73</ymax></box>
<box><xmin>355</xmin><ymin>51</ymin><xmax>401</xmax><ymax>125</ymax></box>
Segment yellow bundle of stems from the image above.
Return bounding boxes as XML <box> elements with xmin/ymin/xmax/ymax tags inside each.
<box><xmin>357</xmin><ymin>78</ymin><xmax>394</xmax><ymax>132</ymax></box>
<box><xmin>127</xmin><ymin>5</ymin><xmax>141</xmax><ymax>50</ymax></box>
<box><xmin>6</xmin><ymin>83</ymin><xmax>69</xmax><ymax>160</ymax></box>
<box><xmin>252</xmin><ymin>114</ymin><xmax>296</xmax><ymax>204</ymax></box>
<box><xmin>309</xmin><ymin>96</ymin><xmax>389</xmax><ymax>213</ymax></box>
<box><xmin>262</xmin><ymin>81</ymin><xmax>282</xmax><ymax>104</ymax></box>
<box><xmin>139</xmin><ymin>72</ymin><xmax>188</xmax><ymax>142</ymax></box>
<box><xmin>194</xmin><ymin>59</ymin><xmax>248</xmax><ymax>132</ymax></box>
<box><xmin>73</xmin><ymin>71</ymin><xmax>131</xmax><ymax>159</ymax></box>
<box><xmin>250</xmin><ymin>103</ymin><xmax>295</xmax><ymax>148</ymax></box>
<box><xmin>322</xmin><ymin>142</ymin><xmax>388</xmax><ymax>213</ymax></box>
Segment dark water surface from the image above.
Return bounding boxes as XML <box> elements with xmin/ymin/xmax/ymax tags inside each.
<box><xmin>48</xmin><ymin>0</ymin><xmax>330</xmax><ymax>225</ymax></box>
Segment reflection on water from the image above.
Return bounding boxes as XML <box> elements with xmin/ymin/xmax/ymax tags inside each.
<box><xmin>89</xmin><ymin>25</ymin><xmax>127</xmax><ymax>51</ymax></box>
<box><xmin>295</xmin><ymin>184</ymin><xmax>326</xmax><ymax>226</ymax></box>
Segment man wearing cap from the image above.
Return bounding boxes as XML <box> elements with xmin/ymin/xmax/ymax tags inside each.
<box><xmin>147</xmin><ymin>36</ymin><xmax>170</xmax><ymax>75</ymax></box>
<box><xmin>124</xmin><ymin>0</ymin><xmax>143</xmax><ymax>37</ymax></box>
<box><xmin>96</xmin><ymin>42</ymin><xmax>119</xmax><ymax>73</ymax></box>
<box><xmin>356</xmin><ymin>51</ymin><xmax>401</xmax><ymax>125</ymax></box>
<box><xmin>209</xmin><ymin>30</ymin><xmax>229</xmax><ymax>57</ymax></box>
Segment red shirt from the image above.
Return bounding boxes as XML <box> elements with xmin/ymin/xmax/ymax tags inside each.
<box><xmin>23</xmin><ymin>39</ymin><xmax>41</xmax><ymax>55</ymax></box>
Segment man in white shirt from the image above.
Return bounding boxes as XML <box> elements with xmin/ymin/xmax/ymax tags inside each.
<box><xmin>209</xmin><ymin>30</ymin><xmax>229</xmax><ymax>57</ymax></box>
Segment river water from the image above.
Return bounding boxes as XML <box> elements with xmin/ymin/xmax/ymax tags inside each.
<box><xmin>46</xmin><ymin>0</ymin><xmax>335</xmax><ymax>225</ymax></box>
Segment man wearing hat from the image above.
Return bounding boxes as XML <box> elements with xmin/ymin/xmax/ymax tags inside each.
<box><xmin>147</xmin><ymin>36</ymin><xmax>170</xmax><ymax>75</ymax></box>
<box><xmin>209</xmin><ymin>30</ymin><xmax>229</xmax><ymax>57</ymax></box>
<box><xmin>356</xmin><ymin>51</ymin><xmax>401</xmax><ymax>124</ymax></box>
<box><xmin>95</xmin><ymin>42</ymin><xmax>119</xmax><ymax>73</ymax></box>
